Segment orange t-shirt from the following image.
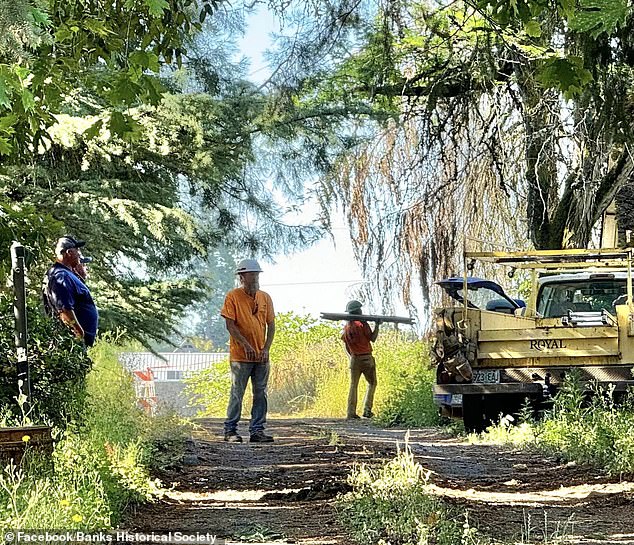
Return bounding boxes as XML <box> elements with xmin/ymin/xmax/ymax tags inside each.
<box><xmin>342</xmin><ymin>320</ymin><xmax>373</xmax><ymax>355</ymax></box>
<box><xmin>221</xmin><ymin>288</ymin><xmax>275</xmax><ymax>362</ymax></box>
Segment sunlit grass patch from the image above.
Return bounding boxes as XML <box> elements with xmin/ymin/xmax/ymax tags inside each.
<box><xmin>337</xmin><ymin>445</ymin><xmax>485</xmax><ymax>545</ymax></box>
<box><xmin>475</xmin><ymin>373</ymin><xmax>634</xmax><ymax>476</ymax></box>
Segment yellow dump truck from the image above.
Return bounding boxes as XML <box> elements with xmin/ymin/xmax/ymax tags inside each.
<box><xmin>432</xmin><ymin>248</ymin><xmax>634</xmax><ymax>432</ymax></box>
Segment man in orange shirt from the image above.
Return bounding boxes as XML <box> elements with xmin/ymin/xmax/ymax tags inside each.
<box><xmin>221</xmin><ymin>258</ymin><xmax>276</xmax><ymax>443</ymax></box>
<box><xmin>342</xmin><ymin>300</ymin><xmax>380</xmax><ymax>419</ymax></box>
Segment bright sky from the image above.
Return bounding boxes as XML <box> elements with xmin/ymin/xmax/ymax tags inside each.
<box><xmin>261</xmin><ymin>218</ymin><xmax>365</xmax><ymax>317</ymax></box>
<box><xmin>237</xmin><ymin>7</ymin><xmax>367</xmax><ymax>319</ymax></box>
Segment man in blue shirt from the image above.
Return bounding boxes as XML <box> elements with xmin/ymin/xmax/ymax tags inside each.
<box><xmin>43</xmin><ymin>236</ymin><xmax>99</xmax><ymax>347</ymax></box>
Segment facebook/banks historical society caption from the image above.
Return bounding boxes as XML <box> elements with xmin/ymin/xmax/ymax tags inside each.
<box><xmin>4</xmin><ymin>531</ymin><xmax>223</xmax><ymax>544</ymax></box>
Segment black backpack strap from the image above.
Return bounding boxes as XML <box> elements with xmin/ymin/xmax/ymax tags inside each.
<box><xmin>42</xmin><ymin>265</ymin><xmax>56</xmax><ymax>317</ymax></box>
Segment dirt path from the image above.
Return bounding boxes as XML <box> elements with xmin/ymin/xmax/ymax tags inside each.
<box><xmin>123</xmin><ymin>418</ymin><xmax>634</xmax><ymax>544</ymax></box>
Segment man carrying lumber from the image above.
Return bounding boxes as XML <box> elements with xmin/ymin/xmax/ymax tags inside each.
<box><xmin>342</xmin><ymin>300</ymin><xmax>380</xmax><ymax>419</ymax></box>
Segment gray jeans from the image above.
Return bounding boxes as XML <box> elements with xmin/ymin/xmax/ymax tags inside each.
<box><xmin>224</xmin><ymin>361</ymin><xmax>270</xmax><ymax>434</ymax></box>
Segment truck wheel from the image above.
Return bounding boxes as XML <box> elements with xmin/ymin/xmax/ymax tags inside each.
<box><xmin>462</xmin><ymin>394</ymin><xmax>486</xmax><ymax>433</ymax></box>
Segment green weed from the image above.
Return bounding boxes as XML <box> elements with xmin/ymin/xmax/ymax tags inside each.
<box><xmin>521</xmin><ymin>511</ymin><xmax>576</xmax><ymax>544</ymax></box>
<box><xmin>477</xmin><ymin>372</ymin><xmax>634</xmax><ymax>475</ymax></box>
<box><xmin>0</xmin><ymin>337</ymin><xmax>186</xmax><ymax>529</ymax></box>
<box><xmin>338</xmin><ymin>445</ymin><xmax>578</xmax><ymax>545</ymax></box>
<box><xmin>338</xmin><ymin>445</ymin><xmax>484</xmax><ymax>545</ymax></box>
<box><xmin>314</xmin><ymin>428</ymin><xmax>342</xmax><ymax>446</ymax></box>
<box><xmin>184</xmin><ymin>358</ymin><xmax>231</xmax><ymax>417</ymax></box>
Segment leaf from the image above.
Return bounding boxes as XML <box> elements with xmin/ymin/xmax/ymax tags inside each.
<box><xmin>83</xmin><ymin>119</ymin><xmax>103</xmax><ymax>140</ymax></box>
<box><xmin>83</xmin><ymin>19</ymin><xmax>111</xmax><ymax>38</ymax></box>
<box><xmin>569</xmin><ymin>0</ymin><xmax>628</xmax><ymax>37</ymax></box>
<box><xmin>108</xmin><ymin>111</ymin><xmax>142</xmax><ymax>141</ymax></box>
<box><xmin>129</xmin><ymin>51</ymin><xmax>150</xmax><ymax>71</ymax></box>
<box><xmin>0</xmin><ymin>137</ymin><xmax>13</xmax><ymax>155</ymax></box>
<box><xmin>0</xmin><ymin>78</ymin><xmax>11</xmax><ymax>109</ymax></box>
<box><xmin>55</xmin><ymin>26</ymin><xmax>72</xmax><ymax>42</ymax></box>
<box><xmin>109</xmin><ymin>111</ymin><xmax>128</xmax><ymax>136</ymax></box>
<box><xmin>128</xmin><ymin>51</ymin><xmax>160</xmax><ymax>73</ymax></box>
<box><xmin>29</xmin><ymin>8</ymin><xmax>51</xmax><ymax>26</ymax></box>
<box><xmin>146</xmin><ymin>53</ymin><xmax>160</xmax><ymax>73</ymax></box>
<box><xmin>537</xmin><ymin>56</ymin><xmax>593</xmax><ymax>99</ymax></box>
<box><xmin>21</xmin><ymin>90</ymin><xmax>35</xmax><ymax>112</ymax></box>
<box><xmin>145</xmin><ymin>0</ymin><xmax>169</xmax><ymax>17</ymax></box>
<box><xmin>558</xmin><ymin>0</ymin><xmax>576</xmax><ymax>18</ymax></box>
<box><xmin>140</xmin><ymin>76</ymin><xmax>164</xmax><ymax>105</ymax></box>
<box><xmin>524</xmin><ymin>20</ymin><xmax>542</xmax><ymax>37</ymax></box>
<box><xmin>13</xmin><ymin>66</ymin><xmax>30</xmax><ymax>80</ymax></box>
<box><xmin>0</xmin><ymin>115</ymin><xmax>17</xmax><ymax>133</ymax></box>
<box><xmin>111</xmin><ymin>75</ymin><xmax>141</xmax><ymax>105</ymax></box>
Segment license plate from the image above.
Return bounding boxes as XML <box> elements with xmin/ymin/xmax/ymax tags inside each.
<box><xmin>472</xmin><ymin>369</ymin><xmax>500</xmax><ymax>384</ymax></box>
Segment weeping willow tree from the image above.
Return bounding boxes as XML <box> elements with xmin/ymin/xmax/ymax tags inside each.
<box><xmin>270</xmin><ymin>0</ymin><xmax>634</xmax><ymax>313</ymax></box>
<box><xmin>332</xmin><ymin>114</ymin><xmax>528</xmax><ymax>312</ymax></box>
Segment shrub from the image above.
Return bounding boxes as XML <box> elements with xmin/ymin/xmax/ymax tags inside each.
<box><xmin>477</xmin><ymin>372</ymin><xmax>634</xmax><ymax>475</ymax></box>
<box><xmin>308</xmin><ymin>330</ymin><xmax>439</xmax><ymax>426</ymax></box>
<box><xmin>0</xmin><ymin>338</ymin><xmax>166</xmax><ymax>529</ymax></box>
<box><xmin>0</xmin><ymin>294</ymin><xmax>92</xmax><ymax>427</ymax></box>
<box><xmin>372</xmin><ymin>333</ymin><xmax>439</xmax><ymax>427</ymax></box>
<box><xmin>268</xmin><ymin>313</ymin><xmax>343</xmax><ymax>413</ymax></box>
<box><xmin>184</xmin><ymin>359</ymin><xmax>231</xmax><ymax>417</ymax></box>
<box><xmin>82</xmin><ymin>339</ymin><xmax>161</xmax><ymax>515</ymax></box>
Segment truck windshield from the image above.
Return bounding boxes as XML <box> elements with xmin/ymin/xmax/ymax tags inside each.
<box><xmin>538</xmin><ymin>280</ymin><xmax>627</xmax><ymax>317</ymax></box>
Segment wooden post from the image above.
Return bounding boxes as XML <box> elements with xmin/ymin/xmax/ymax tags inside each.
<box><xmin>10</xmin><ymin>242</ymin><xmax>30</xmax><ymax>408</ymax></box>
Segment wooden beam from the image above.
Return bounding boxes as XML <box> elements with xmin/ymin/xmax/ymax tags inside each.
<box><xmin>320</xmin><ymin>312</ymin><xmax>414</xmax><ymax>325</ymax></box>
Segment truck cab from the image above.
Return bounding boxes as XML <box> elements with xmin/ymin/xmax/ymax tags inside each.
<box><xmin>432</xmin><ymin>249</ymin><xmax>634</xmax><ymax>432</ymax></box>
<box><xmin>537</xmin><ymin>273</ymin><xmax>628</xmax><ymax>318</ymax></box>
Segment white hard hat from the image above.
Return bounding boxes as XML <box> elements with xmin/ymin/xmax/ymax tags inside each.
<box><xmin>235</xmin><ymin>258</ymin><xmax>263</xmax><ymax>274</ymax></box>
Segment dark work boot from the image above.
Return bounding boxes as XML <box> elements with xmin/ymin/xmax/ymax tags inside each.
<box><xmin>250</xmin><ymin>431</ymin><xmax>274</xmax><ymax>443</ymax></box>
<box><xmin>224</xmin><ymin>431</ymin><xmax>243</xmax><ymax>443</ymax></box>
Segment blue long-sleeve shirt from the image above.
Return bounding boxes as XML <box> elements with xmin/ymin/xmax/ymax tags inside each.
<box><xmin>45</xmin><ymin>263</ymin><xmax>99</xmax><ymax>343</ymax></box>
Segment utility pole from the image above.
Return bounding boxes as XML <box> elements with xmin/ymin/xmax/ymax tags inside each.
<box><xmin>10</xmin><ymin>242</ymin><xmax>30</xmax><ymax>409</ymax></box>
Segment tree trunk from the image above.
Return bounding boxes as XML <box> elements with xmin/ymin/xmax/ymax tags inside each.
<box><xmin>520</xmin><ymin>84</ymin><xmax>560</xmax><ymax>249</ymax></box>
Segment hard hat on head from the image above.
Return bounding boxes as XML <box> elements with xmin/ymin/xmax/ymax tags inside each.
<box><xmin>235</xmin><ymin>258</ymin><xmax>263</xmax><ymax>275</ymax></box>
<box><xmin>346</xmin><ymin>300</ymin><xmax>363</xmax><ymax>314</ymax></box>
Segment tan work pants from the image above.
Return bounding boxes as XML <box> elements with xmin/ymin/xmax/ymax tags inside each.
<box><xmin>347</xmin><ymin>354</ymin><xmax>377</xmax><ymax>418</ymax></box>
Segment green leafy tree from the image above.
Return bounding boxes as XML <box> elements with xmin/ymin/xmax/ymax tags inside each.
<box><xmin>190</xmin><ymin>246</ymin><xmax>238</xmax><ymax>348</ymax></box>
<box><xmin>0</xmin><ymin>2</ymin><xmax>323</xmax><ymax>344</ymax></box>
<box><xmin>0</xmin><ymin>0</ymin><xmax>222</xmax><ymax>157</ymax></box>
<box><xmin>262</xmin><ymin>0</ymin><xmax>634</xmax><ymax>310</ymax></box>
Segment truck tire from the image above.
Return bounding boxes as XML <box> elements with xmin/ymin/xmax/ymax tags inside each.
<box><xmin>462</xmin><ymin>394</ymin><xmax>486</xmax><ymax>433</ymax></box>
